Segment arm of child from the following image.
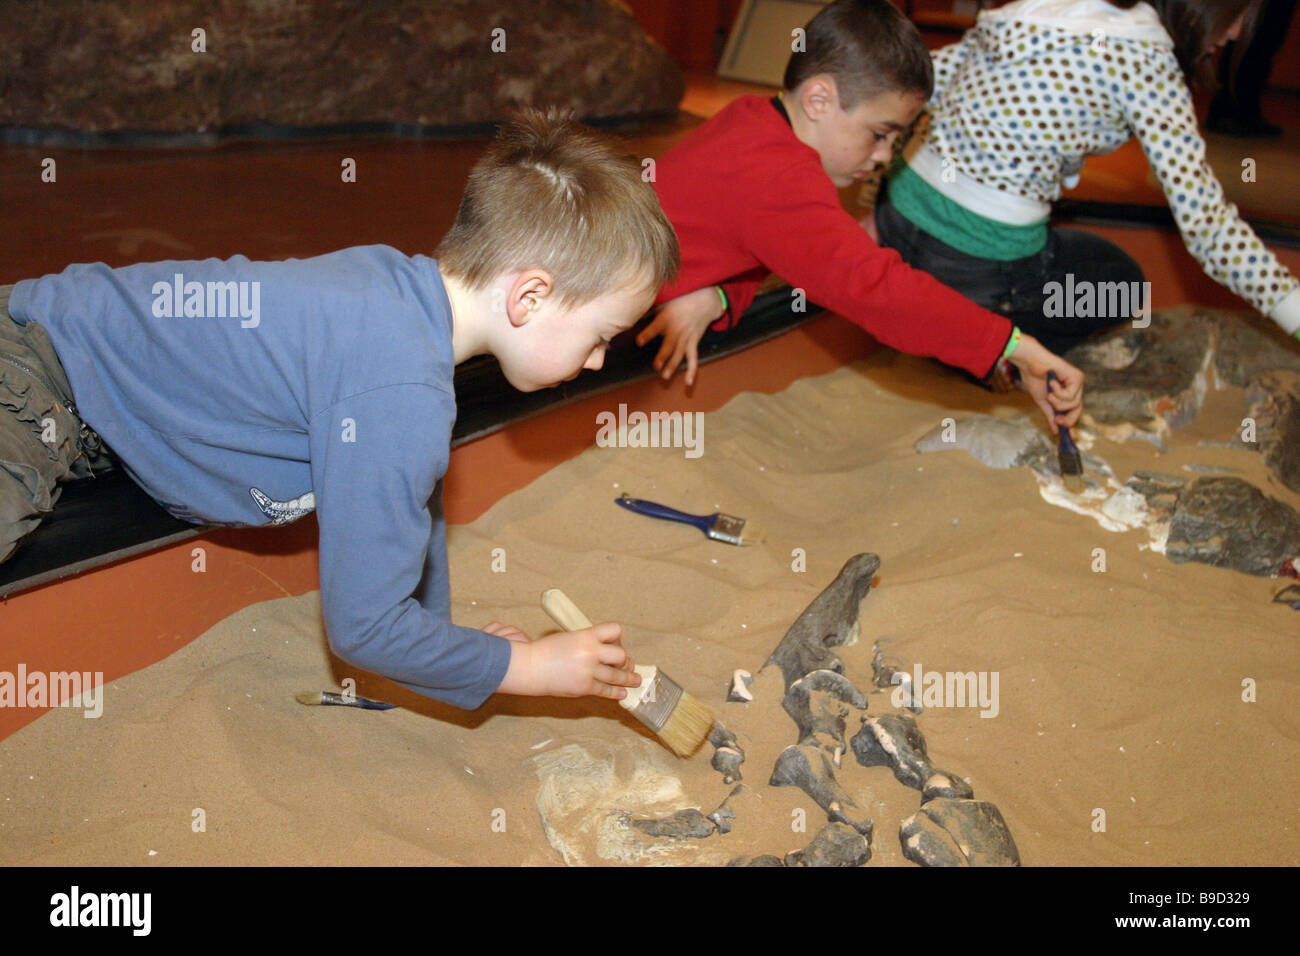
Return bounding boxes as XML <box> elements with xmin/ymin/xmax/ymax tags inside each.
<box><xmin>308</xmin><ymin>385</ymin><xmax>636</xmax><ymax>707</ymax></box>
<box><xmin>735</xmin><ymin>154</ymin><xmax>1086</xmax><ymax>410</ymax></box>
<box><xmin>636</xmin><ymin>285</ymin><xmax>726</xmax><ymax>385</ymax></box>
<box><xmin>1122</xmin><ymin>49</ymin><xmax>1300</xmax><ymax>335</ymax></box>
<box><xmin>1006</xmin><ymin>331</ymin><xmax>1085</xmax><ymax>433</ymax></box>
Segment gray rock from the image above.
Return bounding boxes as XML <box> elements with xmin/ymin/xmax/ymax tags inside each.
<box><xmin>914</xmin><ymin>413</ymin><xmax>1053</xmax><ymax>470</ymax></box>
<box><xmin>709</xmin><ymin>722</ymin><xmax>745</xmax><ymax>785</ymax></box>
<box><xmin>922</xmin><ymin>770</ymin><xmax>975</xmax><ymax>802</ymax></box>
<box><xmin>769</xmin><ymin>744</ymin><xmax>873</xmax><ymax>837</ymax></box>
<box><xmin>726</xmin><ymin>669</ymin><xmax>754</xmax><ymax>703</ymax></box>
<box><xmin>850</xmin><ymin>713</ymin><xmax>932</xmax><ymax>790</ymax></box>
<box><xmin>900</xmin><ymin>798</ymin><xmax>1020</xmax><ymax>867</ymax></box>
<box><xmin>870</xmin><ymin>643</ymin><xmax>908</xmax><ymax>691</ymax></box>
<box><xmin>1165</xmin><ymin>477</ymin><xmax>1300</xmax><ymax>576</ymax></box>
<box><xmin>1247</xmin><ymin>370</ymin><xmax>1300</xmax><ymax>495</ymax></box>
<box><xmin>707</xmin><ymin>784</ymin><xmax>752</xmax><ymax>835</ymax></box>
<box><xmin>1125</xmin><ymin>471</ymin><xmax>1187</xmax><ymax>520</ymax></box>
<box><xmin>765</xmin><ymin>553</ymin><xmax>880</xmax><ymax>689</ymax></box>
<box><xmin>1066</xmin><ymin>309</ymin><xmax>1216</xmax><ymax>435</ymax></box>
<box><xmin>727</xmin><ymin>854</ymin><xmax>785</xmax><ymax>867</ymax></box>
<box><xmin>899</xmin><ymin>813</ymin><xmax>969</xmax><ymax>867</ymax></box>
<box><xmin>785</xmin><ymin>822</ymin><xmax>872</xmax><ymax>867</ymax></box>
<box><xmin>630</xmin><ymin>808</ymin><xmax>714</xmax><ymax>841</ymax></box>
<box><xmin>782</xmin><ymin>669</ymin><xmax>868</xmax><ymax>760</ymax></box>
<box><xmin>1212</xmin><ymin>311</ymin><xmax>1300</xmax><ymax>387</ymax></box>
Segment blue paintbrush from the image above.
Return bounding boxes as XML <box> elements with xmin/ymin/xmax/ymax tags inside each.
<box><xmin>615</xmin><ymin>493</ymin><xmax>764</xmax><ymax>546</ymax></box>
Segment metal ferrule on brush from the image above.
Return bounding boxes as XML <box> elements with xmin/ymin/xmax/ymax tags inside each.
<box><xmin>707</xmin><ymin>514</ymin><xmax>746</xmax><ymax>546</ymax></box>
<box><xmin>620</xmin><ymin>665</ymin><xmax>682</xmax><ymax>732</ymax></box>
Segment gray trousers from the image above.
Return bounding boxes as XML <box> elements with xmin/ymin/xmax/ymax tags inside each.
<box><xmin>0</xmin><ymin>284</ymin><xmax>109</xmax><ymax>563</ymax></box>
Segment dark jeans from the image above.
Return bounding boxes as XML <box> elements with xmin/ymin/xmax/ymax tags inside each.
<box><xmin>875</xmin><ymin>189</ymin><xmax>1146</xmax><ymax>356</ymax></box>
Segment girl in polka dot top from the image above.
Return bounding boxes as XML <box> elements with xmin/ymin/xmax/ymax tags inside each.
<box><xmin>874</xmin><ymin>0</ymin><xmax>1300</xmax><ymax>353</ymax></box>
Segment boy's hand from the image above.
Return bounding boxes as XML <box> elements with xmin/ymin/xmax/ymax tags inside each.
<box><xmin>482</xmin><ymin>621</ymin><xmax>531</xmax><ymax>643</ymax></box>
<box><xmin>497</xmin><ymin>622</ymin><xmax>640</xmax><ymax>699</ymax></box>
<box><xmin>1005</xmin><ymin>333</ymin><xmax>1085</xmax><ymax>434</ymax></box>
<box><xmin>635</xmin><ymin>286</ymin><xmax>725</xmax><ymax>386</ymax></box>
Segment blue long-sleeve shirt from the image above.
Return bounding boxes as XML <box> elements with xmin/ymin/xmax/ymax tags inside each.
<box><xmin>8</xmin><ymin>245</ymin><xmax>512</xmax><ymax>709</ymax></box>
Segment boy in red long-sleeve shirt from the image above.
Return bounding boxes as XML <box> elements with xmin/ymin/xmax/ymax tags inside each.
<box><xmin>640</xmin><ymin>0</ymin><xmax>1084</xmax><ymax>431</ymax></box>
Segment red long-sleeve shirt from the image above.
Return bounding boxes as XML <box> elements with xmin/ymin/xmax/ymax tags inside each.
<box><xmin>652</xmin><ymin>95</ymin><xmax>1013</xmax><ymax>379</ymax></box>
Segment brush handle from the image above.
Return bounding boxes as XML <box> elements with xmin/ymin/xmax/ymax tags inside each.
<box><xmin>540</xmin><ymin>588</ymin><xmax>649</xmax><ymax>714</ymax></box>
<box><xmin>1045</xmin><ymin>371</ymin><xmax>1074</xmax><ymax>438</ymax></box>
<box><xmin>615</xmin><ymin>494</ymin><xmax>713</xmax><ymax>534</ymax></box>
<box><xmin>541</xmin><ymin>588</ymin><xmax>593</xmax><ymax>631</ymax></box>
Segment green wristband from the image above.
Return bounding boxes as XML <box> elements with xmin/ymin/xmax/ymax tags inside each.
<box><xmin>1002</xmin><ymin>326</ymin><xmax>1022</xmax><ymax>360</ymax></box>
<box><xmin>716</xmin><ymin>285</ymin><xmax>729</xmax><ymax>315</ymax></box>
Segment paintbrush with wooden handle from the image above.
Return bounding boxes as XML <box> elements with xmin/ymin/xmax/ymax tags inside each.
<box><xmin>540</xmin><ymin>588</ymin><xmax>713</xmax><ymax>758</ymax></box>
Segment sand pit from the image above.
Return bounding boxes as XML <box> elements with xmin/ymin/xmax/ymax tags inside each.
<box><xmin>2</xmin><ymin>350</ymin><xmax>1297</xmax><ymax>866</ymax></box>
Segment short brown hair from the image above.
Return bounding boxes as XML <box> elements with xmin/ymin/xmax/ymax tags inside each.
<box><xmin>783</xmin><ymin>0</ymin><xmax>934</xmax><ymax>108</ymax></box>
<box><xmin>436</xmin><ymin>108</ymin><xmax>679</xmax><ymax>306</ymax></box>
<box><xmin>1106</xmin><ymin>0</ymin><xmax>1256</xmax><ymax>88</ymax></box>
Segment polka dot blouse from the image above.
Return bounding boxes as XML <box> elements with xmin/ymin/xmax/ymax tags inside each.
<box><xmin>923</xmin><ymin>10</ymin><xmax>1299</xmax><ymax>319</ymax></box>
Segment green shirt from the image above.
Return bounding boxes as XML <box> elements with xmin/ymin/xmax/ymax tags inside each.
<box><xmin>888</xmin><ymin>162</ymin><xmax>1048</xmax><ymax>261</ymax></box>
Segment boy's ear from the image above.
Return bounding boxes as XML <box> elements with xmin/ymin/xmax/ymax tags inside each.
<box><xmin>796</xmin><ymin>75</ymin><xmax>839</xmax><ymax>122</ymax></box>
<box><xmin>505</xmin><ymin>269</ymin><xmax>554</xmax><ymax>326</ymax></box>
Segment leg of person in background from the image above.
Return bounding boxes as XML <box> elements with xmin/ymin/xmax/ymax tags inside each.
<box><xmin>1007</xmin><ymin>228</ymin><xmax>1147</xmax><ymax>357</ymax></box>
<box><xmin>1208</xmin><ymin>0</ymin><xmax>1298</xmax><ymax>137</ymax></box>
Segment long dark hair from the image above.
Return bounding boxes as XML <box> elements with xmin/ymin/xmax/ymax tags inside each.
<box><xmin>1106</xmin><ymin>0</ymin><xmax>1256</xmax><ymax>87</ymax></box>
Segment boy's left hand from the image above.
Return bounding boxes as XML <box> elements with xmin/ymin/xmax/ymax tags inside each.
<box><xmin>482</xmin><ymin>621</ymin><xmax>531</xmax><ymax>643</ymax></box>
<box><xmin>1005</xmin><ymin>332</ymin><xmax>1085</xmax><ymax>434</ymax></box>
<box><xmin>636</xmin><ymin>286</ymin><xmax>725</xmax><ymax>386</ymax></box>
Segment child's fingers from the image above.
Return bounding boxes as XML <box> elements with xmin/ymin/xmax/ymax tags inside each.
<box><xmin>654</xmin><ymin>332</ymin><xmax>679</xmax><ymax>377</ymax></box>
<box><xmin>636</xmin><ymin>311</ymin><xmax>668</xmax><ymax>348</ymax></box>
<box><xmin>589</xmin><ymin>682</ymin><xmax>630</xmax><ymax>701</ymax></box>
<box><xmin>589</xmin><ymin>621</ymin><xmax>624</xmax><ymax>643</ymax></box>
<box><xmin>595</xmin><ymin>664</ymin><xmax>641</xmax><ymax>688</ymax></box>
<box><xmin>685</xmin><ymin>338</ymin><xmax>700</xmax><ymax>387</ymax></box>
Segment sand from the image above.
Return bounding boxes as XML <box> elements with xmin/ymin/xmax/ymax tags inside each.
<box><xmin>2</xmin><ymin>351</ymin><xmax>1296</xmax><ymax>866</ymax></box>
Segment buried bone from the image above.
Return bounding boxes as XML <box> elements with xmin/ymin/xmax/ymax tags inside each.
<box><xmin>629</xmin><ymin>808</ymin><xmax>715</xmax><ymax>841</ymax></box>
<box><xmin>765</xmin><ymin>552</ymin><xmax>880</xmax><ymax>689</ymax></box>
<box><xmin>785</xmin><ymin>822</ymin><xmax>872</xmax><ymax>868</ymax></box>
<box><xmin>769</xmin><ymin>744</ymin><xmax>873</xmax><ymax>837</ymax></box>
<box><xmin>707</xmin><ymin>784</ymin><xmax>755</xmax><ymax>835</ymax></box>
<box><xmin>899</xmin><ymin>798</ymin><xmax>1021</xmax><ymax>867</ymax></box>
<box><xmin>727</xmin><ymin>669</ymin><xmax>754</xmax><ymax>703</ymax></box>
<box><xmin>781</xmin><ymin>669</ymin><xmax>868</xmax><ymax>762</ymax></box>
<box><xmin>914</xmin><ymin>412</ymin><xmax>1053</xmax><ymax>470</ymax></box>
<box><xmin>709</xmin><ymin>722</ymin><xmax>745</xmax><ymax>785</ymax></box>
<box><xmin>851</xmin><ymin>713</ymin><xmax>966</xmax><ymax>798</ymax></box>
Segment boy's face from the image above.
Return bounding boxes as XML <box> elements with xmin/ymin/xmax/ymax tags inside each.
<box><xmin>793</xmin><ymin>78</ymin><xmax>926</xmax><ymax>188</ymax></box>
<box><xmin>494</xmin><ymin>272</ymin><xmax>657</xmax><ymax>392</ymax></box>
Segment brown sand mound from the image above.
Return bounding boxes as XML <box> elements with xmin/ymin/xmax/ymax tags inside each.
<box><xmin>2</xmin><ymin>353</ymin><xmax>1296</xmax><ymax>865</ymax></box>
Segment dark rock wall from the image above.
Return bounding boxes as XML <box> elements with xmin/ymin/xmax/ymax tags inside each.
<box><xmin>0</xmin><ymin>0</ymin><xmax>684</xmax><ymax>136</ymax></box>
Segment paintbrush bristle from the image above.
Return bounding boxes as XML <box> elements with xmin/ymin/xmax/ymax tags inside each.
<box><xmin>737</xmin><ymin>521</ymin><xmax>765</xmax><ymax>546</ymax></box>
<box><xmin>656</xmin><ymin>689</ymin><xmax>715</xmax><ymax>758</ymax></box>
<box><xmin>294</xmin><ymin>691</ymin><xmax>323</xmax><ymax>705</ymax></box>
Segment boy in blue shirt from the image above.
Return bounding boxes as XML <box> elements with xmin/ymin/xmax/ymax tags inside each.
<box><xmin>0</xmin><ymin>110</ymin><xmax>679</xmax><ymax>710</ymax></box>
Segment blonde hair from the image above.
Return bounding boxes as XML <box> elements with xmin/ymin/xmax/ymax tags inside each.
<box><xmin>436</xmin><ymin>108</ymin><xmax>679</xmax><ymax>305</ymax></box>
